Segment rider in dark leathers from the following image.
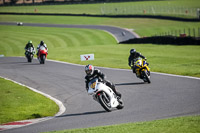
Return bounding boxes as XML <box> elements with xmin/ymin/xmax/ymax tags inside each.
<box><xmin>24</xmin><ymin>40</ymin><xmax>35</xmax><ymax>55</ymax></box>
<box><xmin>128</xmin><ymin>49</ymin><xmax>147</xmax><ymax>73</ymax></box>
<box><xmin>85</xmin><ymin>64</ymin><xmax>121</xmax><ymax>98</ymax></box>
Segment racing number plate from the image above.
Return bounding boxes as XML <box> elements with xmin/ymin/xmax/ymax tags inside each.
<box><xmin>90</xmin><ymin>82</ymin><xmax>96</xmax><ymax>89</ymax></box>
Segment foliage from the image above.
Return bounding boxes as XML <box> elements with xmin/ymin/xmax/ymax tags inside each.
<box><xmin>0</xmin><ymin>25</ymin><xmax>200</xmax><ymax>77</ymax></box>
<box><xmin>10</xmin><ymin>0</ymin><xmax>19</xmax><ymax>4</ymax></box>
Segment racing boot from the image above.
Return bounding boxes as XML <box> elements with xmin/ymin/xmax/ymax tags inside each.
<box><xmin>111</xmin><ymin>85</ymin><xmax>121</xmax><ymax>98</ymax></box>
<box><xmin>131</xmin><ymin>66</ymin><xmax>136</xmax><ymax>73</ymax></box>
<box><xmin>106</xmin><ymin>81</ymin><xmax>122</xmax><ymax>98</ymax></box>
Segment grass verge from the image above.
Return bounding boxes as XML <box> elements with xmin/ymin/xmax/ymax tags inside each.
<box><xmin>0</xmin><ymin>0</ymin><xmax>199</xmax><ymax>16</ymax></box>
<box><xmin>0</xmin><ymin>25</ymin><xmax>200</xmax><ymax>77</ymax></box>
<box><xmin>0</xmin><ymin>77</ymin><xmax>59</xmax><ymax>124</ymax></box>
<box><xmin>45</xmin><ymin>115</ymin><xmax>200</xmax><ymax>133</ymax></box>
<box><xmin>0</xmin><ymin>0</ymin><xmax>199</xmax><ymax>130</ymax></box>
<box><xmin>1</xmin><ymin>14</ymin><xmax>200</xmax><ymax>37</ymax></box>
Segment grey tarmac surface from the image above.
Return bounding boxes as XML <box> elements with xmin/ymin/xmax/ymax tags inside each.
<box><xmin>0</xmin><ymin>57</ymin><xmax>200</xmax><ymax>133</ymax></box>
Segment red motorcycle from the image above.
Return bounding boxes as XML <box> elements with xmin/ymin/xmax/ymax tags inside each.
<box><xmin>38</xmin><ymin>46</ymin><xmax>48</xmax><ymax>64</ymax></box>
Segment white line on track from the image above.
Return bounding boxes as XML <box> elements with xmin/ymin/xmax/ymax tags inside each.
<box><xmin>1</xmin><ymin>57</ymin><xmax>199</xmax><ymax>131</ymax></box>
<box><xmin>0</xmin><ymin>75</ymin><xmax>66</xmax><ymax>131</ymax></box>
<box><xmin>47</xmin><ymin>59</ymin><xmax>200</xmax><ymax>80</ymax></box>
<box><xmin>0</xmin><ymin>75</ymin><xmax>66</xmax><ymax>116</ymax></box>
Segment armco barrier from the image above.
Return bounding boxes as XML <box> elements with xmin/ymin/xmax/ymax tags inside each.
<box><xmin>120</xmin><ymin>36</ymin><xmax>200</xmax><ymax>45</ymax></box>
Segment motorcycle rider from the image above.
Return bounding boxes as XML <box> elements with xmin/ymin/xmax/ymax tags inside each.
<box><xmin>85</xmin><ymin>64</ymin><xmax>121</xmax><ymax>98</ymax></box>
<box><xmin>36</xmin><ymin>41</ymin><xmax>48</xmax><ymax>56</ymax></box>
<box><xmin>128</xmin><ymin>48</ymin><xmax>147</xmax><ymax>73</ymax></box>
<box><xmin>24</xmin><ymin>40</ymin><xmax>35</xmax><ymax>55</ymax></box>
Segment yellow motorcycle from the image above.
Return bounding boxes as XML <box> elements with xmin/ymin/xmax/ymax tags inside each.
<box><xmin>132</xmin><ymin>58</ymin><xmax>151</xmax><ymax>83</ymax></box>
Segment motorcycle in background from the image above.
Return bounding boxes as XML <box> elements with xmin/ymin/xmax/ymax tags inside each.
<box><xmin>25</xmin><ymin>47</ymin><xmax>35</xmax><ymax>62</ymax></box>
<box><xmin>132</xmin><ymin>58</ymin><xmax>151</xmax><ymax>83</ymax></box>
<box><xmin>87</xmin><ymin>78</ymin><xmax>124</xmax><ymax>112</ymax></box>
<box><xmin>37</xmin><ymin>46</ymin><xmax>48</xmax><ymax>64</ymax></box>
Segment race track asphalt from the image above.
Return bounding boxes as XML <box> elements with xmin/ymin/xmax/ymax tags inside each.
<box><xmin>0</xmin><ymin>22</ymin><xmax>200</xmax><ymax>132</ymax></box>
<box><xmin>0</xmin><ymin>57</ymin><xmax>200</xmax><ymax>133</ymax></box>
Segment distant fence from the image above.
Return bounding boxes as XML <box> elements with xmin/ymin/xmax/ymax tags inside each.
<box><xmin>155</xmin><ymin>28</ymin><xmax>200</xmax><ymax>38</ymax></box>
<box><xmin>1</xmin><ymin>0</ymin><xmax>200</xmax><ymax>19</ymax></box>
<box><xmin>101</xmin><ymin>5</ymin><xmax>200</xmax><ymax>19</ymax></box>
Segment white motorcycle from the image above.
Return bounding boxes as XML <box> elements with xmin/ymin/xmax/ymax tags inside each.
<box><xmin>87</xmin><ymin>78</ymin><xmax>124</xmax><ymax>112</ymax></box>
<box><xmin>25</xmin><ymin>47</ymin><xmax>35</xmax><ymax>62</ymax></box>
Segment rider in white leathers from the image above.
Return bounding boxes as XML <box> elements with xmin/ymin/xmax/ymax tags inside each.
<box><xmin>36</xmin><ymin>41</ymin><xmax>48</xmax><ymax>56</ymax></box>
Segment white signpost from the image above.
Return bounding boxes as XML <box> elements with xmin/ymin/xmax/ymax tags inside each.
<box><xmin>80</xmin><ymin>54</ymin><xmax>94</xmax><ymax>61</ymax></box>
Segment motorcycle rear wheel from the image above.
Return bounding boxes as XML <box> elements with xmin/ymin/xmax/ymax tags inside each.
<box><xmin>26</xmin><ymin>55</ymin><xmax>32</xmax><ymax>62</ymax></box>
<box><xmin>28</xmin><ymin>58</ymin><xmax>32</xmax><ymax>62</ymax></box>
<box><xmin>40</xmin><ymin>55</ymin><xmax>46</xmax><ymax>64</ymax></box>
<box><xmin>98</xmin><ymin>92</ymin><xmax>112</xmax><ymax>112</ymax></box>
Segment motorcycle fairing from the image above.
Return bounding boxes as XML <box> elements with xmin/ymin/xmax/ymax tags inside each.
<box><xmin>88</xmin><ymin>78</ymin><xmax>119</xmax><ymax>108</ymax></box>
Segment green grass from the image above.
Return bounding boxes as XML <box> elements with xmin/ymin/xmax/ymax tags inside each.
<box><xmin>0</xmin><ymin>77</ymin><xmax>59</xmax><ymax>124</ymax></box>
<box><xmin>1</xmin><ymin>15</ymin><xmax>200</xmax><ymax>37</ymax></box>
<box><xmin>0</xmin><ymin>0</ymin><xmax>199</xmax><ymax>131</ymax></box>
<box><xmin>0</xmin><ymin>25</ymin><xmax>200</xmax><ymax>77</ymax></box>
<box><xmin>45</xmin><ymin>115</ymin><xmax>200</xmax><ymax>133</ymax></box>
<box><xmin>0</xmin><ymin>25</ymin><xmax>116</xmax><ymax>56</ymax></box>
<box><xmin>0</xmin><ymin>0</ymin><xmax>199</xmax><ymax>15</ymax></box>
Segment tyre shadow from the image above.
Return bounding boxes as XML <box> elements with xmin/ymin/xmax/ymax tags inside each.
<box><xmin>115</xmin><ymin>82</ymin><xmax>145</xmax><ymax>86</ymax></box>
<box><xmin>0</xmin><ymin>60</ymin><xmax>42</xmax><ymax>65</ymax></box>
<box><xmin>23</xmin><ymin>63</ymin><xmax>41</xmax><ymax>65</ymax></box>
<box><xmin>56</xmin><ymin>110</ymin><xmax>106</xmax><ymax>118</ymax></box>
<box><xmin>0</xmin><ymin>61</ymin><xmax>27</xmax><ymax>64</ymax></box>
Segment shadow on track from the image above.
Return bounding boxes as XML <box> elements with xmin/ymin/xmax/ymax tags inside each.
<box><xmin>23</xmin><ymin>63</ymin><xmax>41</xmax><ymax>65</ymax></box>
<box><xmin>115</xmin><ymin>82</ymin><xmax>145</xmax><ymax>86</ymax></box>
<box><xmin>0</xmin><ymin>61</ymin><xmax>40</xmax><ymax>65</ymax></box>
<box><xmin>56</xmin><ymin>110</ymin><xmax>107</xmax><ymax>118</ymax></box>
<box><xmin>0</xmin><ymin>61</ymin><xmax>27</xmax><ymax>64</ymax></box>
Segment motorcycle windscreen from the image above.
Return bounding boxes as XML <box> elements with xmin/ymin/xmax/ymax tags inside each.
<box><xmin>88</xmin><ymin>78</ymin><xmax>98</xmax><ymax>94</ymax></box>
<box><xmin>39</xmin><ymin>46</ymin><xmax>46</xmax><ymax>50</ymax></box>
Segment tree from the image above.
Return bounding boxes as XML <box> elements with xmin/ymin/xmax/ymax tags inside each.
<box><xmin>10</xmin><ymin>0</ymin><xmax>19</xmax><ymax>4</ymax></box>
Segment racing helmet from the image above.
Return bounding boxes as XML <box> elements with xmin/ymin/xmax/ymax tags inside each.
<box><xmin>40</xmin><ymin>41</ymin><xmax>44</xmax><ymax>45</ymax></box>
<box><xmin>28</xmin><ymin>40</ymin><xmax>32</xmax><ymax>44</ymax></box>
<box><xmin>85</xmin><ymin>64</ymin><xmax>94</xmax><ymax>76</ymax></box>
<box><xmin>130</xmin><ymin>48</ymin><xmax>136</xmax><ymax>54</ymax></box>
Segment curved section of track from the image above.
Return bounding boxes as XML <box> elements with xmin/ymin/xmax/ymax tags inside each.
<box><xmin>0</xmin><ymin>57</ymin><xmax>200</xmax><ymax>133</ymax></box>
<box><xmin>0</xmin><ymin>22</ymin><xmax>138</xmax><ymax>43</ymax></box>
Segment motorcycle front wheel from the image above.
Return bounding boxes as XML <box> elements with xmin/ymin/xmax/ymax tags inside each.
<box><xmin>97</xmin><ymin>92</ymin><xmax>112</xmax><ymax>112</ymax></box>
<box><xmin>142</xmin><ymin>70</ymin><xmax>151</xmax><ymax>83</ymax></box>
